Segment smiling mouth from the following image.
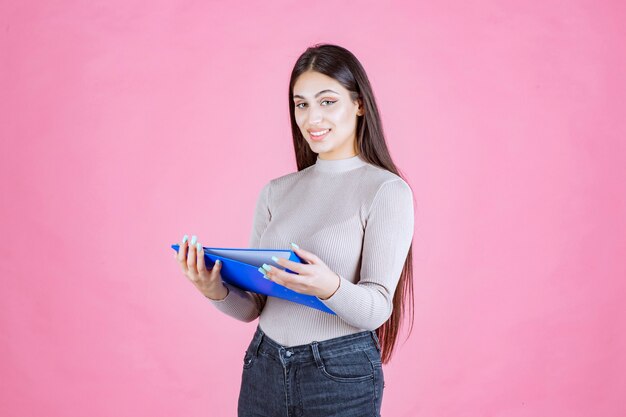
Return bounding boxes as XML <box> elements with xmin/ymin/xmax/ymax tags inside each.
<box><xmin>309</xmin><ymin>129</ymin><xmax>331</xmax><ymax>140</ymax></box>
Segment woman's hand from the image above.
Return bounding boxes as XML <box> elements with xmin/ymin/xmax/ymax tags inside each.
<box><xmin>262</xmin><ymin>243</ymin><xmax>341</xmax><ymax>300</ymax></box>
<box><xmin>175</xmin><ymin>234</ymin><xmax>228</xmax><ymax>300</ymax></box>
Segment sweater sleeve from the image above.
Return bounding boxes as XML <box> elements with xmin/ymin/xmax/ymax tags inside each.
<box><xmin>207</xmin><ymin>182</ymin><xmax>271</xmax><ymax>322</ymax></box>
<box><xmin>316</xmin><ymin>179</ymin><xmax>415</xmax><ymax>330</ymax></box>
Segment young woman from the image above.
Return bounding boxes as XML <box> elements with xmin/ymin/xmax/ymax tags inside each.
<box><xmin>176</xmin><ymin>43</ymin><xmax>415</xmax><ymax>417</ymax></box>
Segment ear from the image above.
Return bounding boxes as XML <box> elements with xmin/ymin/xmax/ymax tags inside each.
<box><xmin>356</xmin><ymin>98</ymin><xmax>365</xmax><ymax>116</ymax></box>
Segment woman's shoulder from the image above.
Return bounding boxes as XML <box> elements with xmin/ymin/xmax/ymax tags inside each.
<box><xmin>361</xmin><ymin>164</ymin><xmax>412</xmax><ymax>195</ymax></box>
<box><xmin>254</xmin><ymin>165</ymin><xmax>314</xmax><ymax>196</ymax></box>
<box><xmin>266</xmin><ymin>165</ymin><xmax>315</xmax><ymax>186</ymax></box>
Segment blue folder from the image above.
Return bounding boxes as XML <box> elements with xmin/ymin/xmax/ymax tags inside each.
<box><xmin>171</xmin><ymin>244</ymin><xmax>336</xmax><ymax>315</ymax></box>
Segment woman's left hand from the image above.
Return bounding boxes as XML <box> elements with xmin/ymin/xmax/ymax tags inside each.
<box><xmin>262</xmin><ymin>244</ymin><xmax>341</xmax><ymax>300</ymax></box>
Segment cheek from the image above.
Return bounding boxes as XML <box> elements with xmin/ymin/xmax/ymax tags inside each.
<box><xmin>327</xmin><ymin>105</ymin><xmax>352</xmax><ymax>126</ymax></box>
<box><xmin>294</xmin><ymin>112</ymin><xmax>306</xmax><ymax>128</ymax></box>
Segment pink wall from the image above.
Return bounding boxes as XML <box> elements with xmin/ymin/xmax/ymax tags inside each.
<box><xmin>1</xmin><ymin>1</ymin><xmax>624</xmax><ymax>416</ymax></box>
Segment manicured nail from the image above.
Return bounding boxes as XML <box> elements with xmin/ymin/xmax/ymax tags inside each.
<box><xmin>216</xmin><ymin>259</ymin><xmax>221</xmax><ymax>265</ymax></box>
<box><xmin>196</xmin><ymin>243</ymin><xmax>202</xmax><ymax>252</ymax></box>
<box><xmin>262</xmin><ymin>264</ymin><xmax>272</xmax><ymax>271</ymax></box>
<box><xmin>191</xmin><ymin>235</ymin><xmax>197</xmax><ymax>245</ymax></box>
<box><xmin>290</xmin><ymin>242</ymin><xmax>299</xmax><ymax>249</ymax></box>
<box><xmin>258</xmin><ymin>267</ymin><xmax>267</xmax><ymax>276</ymax></box>
<box><xmin>271</xmin><ymin>256</ymin><xmax>279</xmax><ymax>263</ymax></box>
<box><xmin>182</xmin><ymin>234</ymin><xmax>188</xmax><ymax>244</ymax></box>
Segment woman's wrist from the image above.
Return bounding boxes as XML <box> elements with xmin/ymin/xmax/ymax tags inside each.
<box><xmin>204</xmin><ymin>283</ymin><xmax>229</xmax><ymax>301</ymax></box>
<box><xmin>319</xmin><ymin>273</ymin><xmax>341</xmax><ymax>300</ymax></box>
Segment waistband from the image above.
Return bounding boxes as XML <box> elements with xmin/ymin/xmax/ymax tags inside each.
<box><xmin>247</xmin><ymin>324</ymin><xmax>382</xmax><ymax>366</ymax></box>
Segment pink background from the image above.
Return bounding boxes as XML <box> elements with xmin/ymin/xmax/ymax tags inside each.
<box><xmin>1</xmin><ymin>1</ymin><xmax>625</xmax><ymax>416</ymax></box>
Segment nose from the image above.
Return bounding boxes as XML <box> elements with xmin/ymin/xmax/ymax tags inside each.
<box><xmin>307</xmin><ymin>106</ymin><xmax>323</xmax><ymax>125</ymax></box>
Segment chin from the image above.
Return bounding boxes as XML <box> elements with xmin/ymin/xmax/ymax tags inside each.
<box><xmin>309</xmin><ymin>142</ymin><xmax>332</xmax><ymax>153</ymax></box>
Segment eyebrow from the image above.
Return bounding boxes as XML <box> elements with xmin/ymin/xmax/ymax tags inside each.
<box><xmin>292</xmin><ymin>89</ymin><xmax>340</xmax><ymax>100</ymax></box>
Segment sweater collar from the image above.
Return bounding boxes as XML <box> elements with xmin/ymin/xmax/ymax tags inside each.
<box><xmin>314</xmin><ymin>153</ymin><xmax>368</xmax><ymax>173</ymax></box>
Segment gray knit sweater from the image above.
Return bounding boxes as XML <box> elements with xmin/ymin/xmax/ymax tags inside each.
<box><xmin>209</xmin><ymin>153</ymin><xmax>415</xmax><ymax>347</ymax></box>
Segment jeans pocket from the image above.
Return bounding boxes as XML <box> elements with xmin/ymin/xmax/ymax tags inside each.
<box><xmin>317</xmin><ymin>350</ymin><xmax>375</xmax><ymax>383</ymax></box>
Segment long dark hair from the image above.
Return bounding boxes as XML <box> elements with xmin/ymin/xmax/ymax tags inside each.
<box><xmin>287</xmin><ymin>43</ymin><xmax>415</xmax><ymax>364</ymax></box>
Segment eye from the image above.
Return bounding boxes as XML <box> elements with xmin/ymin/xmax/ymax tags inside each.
<box><xmin>294</xmin><ymin>100</ymin><xmax>336</xmax><ymax>109</ymax></box>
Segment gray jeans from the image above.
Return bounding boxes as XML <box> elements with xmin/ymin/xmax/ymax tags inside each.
<box><xmin>238</xmin><ymin>324</ymin><xmax>385</xmax><ymax>417</ymax></box>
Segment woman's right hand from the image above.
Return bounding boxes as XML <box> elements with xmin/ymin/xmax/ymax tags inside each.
<box><xmin>175</xmin><ymin>234</ymin><xmax>228</xmax><ymax>300</ymax></box>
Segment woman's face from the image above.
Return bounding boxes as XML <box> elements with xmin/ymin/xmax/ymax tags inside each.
<box><xmin>292</xmin><ymin>71</ymin><xmax>364</xmax><ymax>160</ymax></box>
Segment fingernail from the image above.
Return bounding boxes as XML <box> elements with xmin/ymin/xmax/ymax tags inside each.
<box><xmin>216</xmin><ymin>259</ymin><xmax>221</xmax><ymax>265</ymax></box>
<box><xmin>271</xmin><ymin>256</ymin><xmax>279</xmax><ymax>263</ymax></box>
<box><xmin>191</xmin><ymin>235</ymin><xmax>197</xmax><ymax>245</ymax></box>
<box><xmin>290</xmin><ymin>242</ymin><xmax>299</xmax><ymax>249</ymax></box>
<box><xmin>183</xmin><ymin>234</ymin><xmax>188</xmax><ymax>244</ymax></box>
<box><xmin>262</xmin><ymin>263</ymin><xmax>272</xmax><ymax>271</ymax></box>
<box><xmin>258</xmin><ymin>267</ymin><xmax>267</xmax><ymax>276</ymax></box>
<box><xmin>196</xmin><ymin>242</ymin><xmax>202</xmax><ymax>252</ymax></box>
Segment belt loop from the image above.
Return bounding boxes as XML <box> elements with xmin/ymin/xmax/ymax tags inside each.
<box><xmin>370</xmin><ymin>330</ymin><xmax>381</xmax><ymax>352</ymax></box>
<box><xmin>310</xmin><ymin>341</ymin><xmax>324</xmax><ymax>369</ymax></box>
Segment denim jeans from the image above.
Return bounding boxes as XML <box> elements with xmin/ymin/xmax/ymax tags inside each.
<box><xmin>238</xmin><ymin>324</ymin><xmax>385</xmax><ymax>417</ymax></box>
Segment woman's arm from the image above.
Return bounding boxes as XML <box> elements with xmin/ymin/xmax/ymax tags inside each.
<box><xmin>316</xmin><ymin>179</ymin><xmax>415</xmax><ymax>330</ymax></box>
<box><xmin>207</xmin><ymin>182</ymin><xmax>271</xmax><ymax>322</ymax></box>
